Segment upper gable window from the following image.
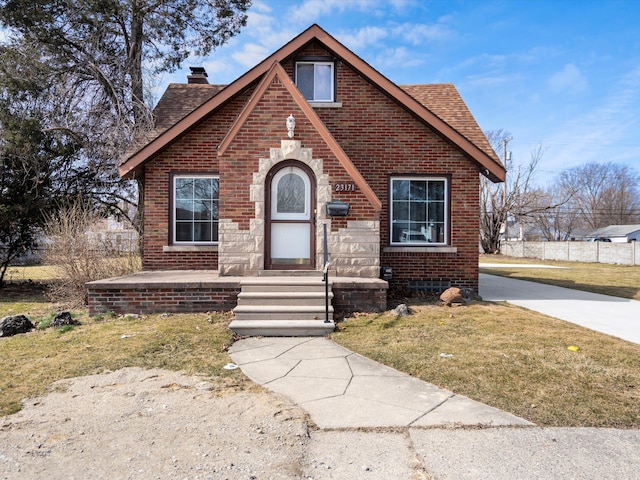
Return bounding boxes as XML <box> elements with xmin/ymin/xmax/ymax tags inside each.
<box><xmin>295</xmin><ymin>61</ymin><xmax>334</xmax><ymax>102</ymax></box>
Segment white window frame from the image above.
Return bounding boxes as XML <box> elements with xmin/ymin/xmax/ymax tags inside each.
<box><xmin>389</xmin><ymin>176</ymin><xmax>449</xmax><ymax>246</ymax></box>
<box><xmin>172</xmin><ymin>174</ymin><xmax>219</xmax><ymax>245</ymax></box>
<box><xmin>270</xmin><ymin>166</ymin><xmax>311</xmax><ymax>221</ymax></box>
<box><xmin>295</xmin><ymin>61</ymin><xmax>335</xmax><ymax>102</ymax></box>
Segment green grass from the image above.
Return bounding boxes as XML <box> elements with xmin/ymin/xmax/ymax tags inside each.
<box><xmin>331</xmin><ymin>302</ymin><xmax>640</xmax><ymax>428</ymax></box>
<box><xmin>479</xmin><ymin>254</ymin><xmax>640</xmax><ymax>300</ymax></box>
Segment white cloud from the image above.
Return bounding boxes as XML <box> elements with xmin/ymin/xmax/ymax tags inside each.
<box><xmin>336</xmin><ymin>26</ymin><xmax>389</xmax><ymax>51</ymax></box>
<box><xmin>246</xmin><ymin>11</ymin><xmax>275</xmax><ymax>34</ymax></box>
<box><xmin>199</xmin><ymin>59</ymin><xmax>237</xmax><ymax>80</ymax></box>
<box><xmin>288</xmin><ymin>0</ymin><xmax>382</xmax><ymax>24</ymax></box>
<box><xmin>231</xmin><ymin>42</ymin><xmax>272</xmax><ymax>68</ymax></box>
<box><xmin>251</xmin><ymin>0</ymin><xmax>272</xmax><ymax>14</ymax></box>
<box><xmin>541</xmin><ymin>65</ymin><xmax>640</xmax><ymax>171</ymax></box>
<box><xmin>548</xmin><ymin>63</ymin><xmax>587</xmax><ymax>94</ymax></box>
<box><xmin>239</xmin><ymin>3</ymin><xmax>304</xmax><ymax>54</ymax></box>
<box><xmin>373</xmin><ymin>46</ymin><xmax>423</xmax><ymax>71</ymax></box>
<box><xmin>389</xmin><ymin>0</ymin><xmax>415</xmax><ymax>8</ymax></box>
<box><xmin>464</xmin><ymin>71</ymin><xmax>524</xmax><ymax>88</ymax></box>
<box><xmin>394</xmin><ymin>19</ymin><xmax>452</xmax><ymax>45</ymax></box>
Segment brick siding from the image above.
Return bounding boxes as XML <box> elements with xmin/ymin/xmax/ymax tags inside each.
<box><xmin>140</xmin><ymin>40</ymin><xmax>482</xmax><ymax>293</ymax></box>
<box><xmin>87</xmin><ymin>282</ymin><xmax>386</xmax><ymax>316</ymax></box>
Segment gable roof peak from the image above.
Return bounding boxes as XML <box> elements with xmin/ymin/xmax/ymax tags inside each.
<box><xmin>217</xmin><ymin>60</ymin><xmax>382</xmax><ymax>211</ymax></box>
<box><xmin>120</xmin><ymin>24</ymin><xmax>505</xmax><ymax>183</ymax></box>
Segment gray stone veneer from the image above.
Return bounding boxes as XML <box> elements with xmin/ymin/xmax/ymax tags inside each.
<box><xmin>218</xmin><ymin>140</ymin><xmax>379</xmax><ymax>277</ymax></box>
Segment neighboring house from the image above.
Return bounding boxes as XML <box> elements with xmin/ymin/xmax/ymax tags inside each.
<box><xmin>587</xmin><ymin>225</ymin><xmax>640</xmax><ymax>243</ymax></box>
<box><xmin>102</xmin><ymin>24</ymin><xmax>504</xmax><ymax>320</ymax></box>
<box><xmin>567</xmin><ymin>228</ymin><xmax>592</xmax><ymax>242</ymax></box>
<box><xmin>89</xmin><ymin>217</ymin><xmax>138</xmax><ymax>254</ymax></box>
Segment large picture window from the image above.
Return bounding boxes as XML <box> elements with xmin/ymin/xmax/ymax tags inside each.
<box><xmin>390</xmin><ymin>177</ymin><xmax>448</xmax><ymax>245</ymax></box>
<box><xmin>173</xmin><ymin>175</ymin><xmax>219</xmax><ymax>244</ymax></box>
<box><xmin>295</xmin><ymin>61</ymin><xmax>334</xmax><ymax>102</ymax></box>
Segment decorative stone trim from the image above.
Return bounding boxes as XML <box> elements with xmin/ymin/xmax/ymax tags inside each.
<box><xmin>310</xmin><ymin>102</ymin><xmax>343</xmax><ymax>108</ymax></box>
<box><xmin>327</xmin><ymin>220</ymin><xmax>380</xmax><ymax>278</ymax></box>
<box><xmin>218</xmin><ymin>139</ymin><xmax>381</xmax><ymax>277</ymax></box>
<box><xmin>163</xmin><ymin>245</ymin><xmax>218</xmax><ymax>253</ymax></box>
<box><xmin>218</xmin><ymin>219</ymin><xmax>261</xmax><ymax>275</ymax></box>
<box><xmin>383</xmin><ymin>246</ymin><xmax>458</xmax><ymax>253</ymax></box>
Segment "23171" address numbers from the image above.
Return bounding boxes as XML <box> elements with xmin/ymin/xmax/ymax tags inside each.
<box><xmin>334</xmin><ymin>182</ymin><xmax>357</xmax><ymax>192</ymax></box>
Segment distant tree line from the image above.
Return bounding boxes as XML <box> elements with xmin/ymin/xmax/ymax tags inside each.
<box><xmin>480</xmin><ymin>130</ymin><xmax>640</xmax><ymax>253</ymax></box>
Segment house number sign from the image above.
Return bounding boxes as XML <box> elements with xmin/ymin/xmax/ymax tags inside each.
<box><xmin>334</xmin><ymin>182</ymin><xmax>357</xmax><ymax>192</ymax></box>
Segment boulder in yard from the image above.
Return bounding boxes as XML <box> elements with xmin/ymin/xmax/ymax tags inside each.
<box><xmin>0</xmin><ymin>315</ymin><xmax>34</xmax><ymax>337</ymax></box>
<box><xmin>393</xmin><ymin>303</ymin><xmax>410</xmax><ymax>316</ymax></box>
<box><xmin>440</xmin><ymin>287</ymin><xmax>463</xmax><ymax>305</ymax></box>
<box><xmin>52</xmin><ymin>311</ymin><xmax>80</xmax><ymax>328</ymax></box>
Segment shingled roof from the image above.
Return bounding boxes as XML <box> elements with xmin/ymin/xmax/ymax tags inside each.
<box><xmin>147</xmin><ymin>82</ymin><xmax>499</xmax><ymax>167</ymax></box>
<box><xmin>400</xmin><ymin>84</ymin><xmax>498</xmax><ymax>167</ymax></box>
<box><xmin>149</xmin><ymin>83</ymin><xmax>224</xmax><ymax>138</ymax></box>
<box><xmin>121</xmin><ymin>24</ymin><xmax>505</xmax><ymax>182</ymax></box>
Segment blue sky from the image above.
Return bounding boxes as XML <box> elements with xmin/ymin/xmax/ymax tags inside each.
<box><xmin>161</xmin><ymin>0</ymin><xmax>640</xmax><ymax>185</ymax></box>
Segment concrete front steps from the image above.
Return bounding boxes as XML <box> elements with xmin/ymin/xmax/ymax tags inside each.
<box><xmin>229</xmin><ymin>275</ymin><xmax>335</xmax><ymax>336</ymax></box>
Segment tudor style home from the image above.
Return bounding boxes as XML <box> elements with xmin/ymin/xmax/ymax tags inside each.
<box><xmin>88</xmin><ymin>24</ymin><xmax>504</xmax><ymax>335</ymax></box>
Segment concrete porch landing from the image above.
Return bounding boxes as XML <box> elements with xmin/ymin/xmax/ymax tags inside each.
<box><xmin>86</xmin><ymin>271</ymin><xmax>388</xmax><ymax>319</ymax></box>
<box><xmin>88</xmin><ymin>270</ymin><xmax>242</xmax><ymax>288</ymax></box>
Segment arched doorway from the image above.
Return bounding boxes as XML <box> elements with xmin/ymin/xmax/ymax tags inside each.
<box><xmin>265</xmin><ymin>161</ymin><xmax>316</xmax><ymax>269</ymax></box>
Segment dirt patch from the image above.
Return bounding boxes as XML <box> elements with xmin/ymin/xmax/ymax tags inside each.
<box><xmin>0</xmin><ymin>368</ymin><xmax>312</xmax><ymax>479</ymax></box>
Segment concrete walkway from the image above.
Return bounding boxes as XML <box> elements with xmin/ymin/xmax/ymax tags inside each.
<box><xmin>228</xmin><ymin>336</ymin><xmax>531</xmax><ymax>429</ymax></box>
<box><xmin>227</xmin><ymin>273</ymin><xmax>640</xmax><ymax>478</ymax></box>
<box><xmin>479</xmin><ymin>273</ymin><xmax>640</xmax><ymax>344</ymax></box>
<box><xmin>228</xmin><ymin>337</ymin><xmax>640</xmax><ymax>479</ymax></box>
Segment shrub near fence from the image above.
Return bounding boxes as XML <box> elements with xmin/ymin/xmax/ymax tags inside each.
<box><xmin>501</xmin><ymin>241</ymin><xmax>640</xmax><ymax>266</ymax></box>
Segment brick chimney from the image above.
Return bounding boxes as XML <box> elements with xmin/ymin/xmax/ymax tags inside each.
<box><xmin>187</xmin><ymin>67</ymin><xmax>209</xmax><ymax>84</ymax></box>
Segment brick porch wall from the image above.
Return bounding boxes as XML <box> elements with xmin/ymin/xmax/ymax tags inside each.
<box><xmin>87</xmin><ymin>286</ymin><xmax>241</xmax><ymax>315</ymax></box>
<box><xmin>332</xmin><ymin>285</ymin><xmax>388</xmax><ymax>317</ymax></box>
<box><xmin>87</xmin><ymin>281</ymin><xmax>387</xmax><ymax>316</ymax></box>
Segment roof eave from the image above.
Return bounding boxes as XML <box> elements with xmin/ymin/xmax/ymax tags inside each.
<box><xmin>120</xmin><ymin>23</ymin><xmax>505</xmax><ymax>183</ymax></box>
<box><xmin>119</xmin><ymin>26</ymin><xmax>331</xmax><ymax>179</ymax></box>
<box><xmin>328</xmin><ymin>50</ymin><xmax>505</xmax><ymax>182</ymax></box>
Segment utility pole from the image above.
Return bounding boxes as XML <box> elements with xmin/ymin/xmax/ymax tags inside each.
<box><xmin>501</xmin><ymin>137</ymin><xmax>512</xmax><ymax>244</ymax></box>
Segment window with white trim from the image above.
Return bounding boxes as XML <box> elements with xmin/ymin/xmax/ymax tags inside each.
<box><xmin>295</xmin><ymin>61</ymin><xmax>334</xmax><ymax>102</ymax></box>
<box><xmin>390</xmin><ymin>177</ymin><xmax>448</xmax><ymax>245</ymax></box>
<box><xmin>173</xmin><ymin>175</ymin><xmax>219</xmax><ymax>244</ymax></box>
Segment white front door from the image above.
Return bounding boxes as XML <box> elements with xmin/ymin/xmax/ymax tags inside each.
<box><xmin>267</xmin><ymin>163</ymin><xmax>315</xmax><ymax>269</ymax></box>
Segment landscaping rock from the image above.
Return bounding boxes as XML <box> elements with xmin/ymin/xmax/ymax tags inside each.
<box><xmin>0</xmin><ymin>315</ymin><xmax>34</xmax><ymax>337</ymax></box>
<box><xmin>460</xmin><ymin>287</ymin><xmax>481</xmax><ymax>302</ymax></box>
<box><xmin>393</xmin><ymin>304</ymin><xmax>410</xmax><ymax>316</ymax></box>
<box><xmin>440</xmin><ymin>287</ymin><xmax>463</xmax><ymax>305</ymax></box>
<box><xmin>52</xmin><ymin>311</ymin><xmax>80</xmax><ymax>328</ymax></box>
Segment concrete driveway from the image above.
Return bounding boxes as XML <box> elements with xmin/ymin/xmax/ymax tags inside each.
<box><xmin>479</xmin><ymin>273</ymin><xmax>640</xmax><ymax>344</ymax></box>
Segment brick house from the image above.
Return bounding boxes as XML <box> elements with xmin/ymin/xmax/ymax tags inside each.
<box><xmin>89</xmin><ymin>25</ymin><xmax>504</xmax><ymax>335</ymax></box>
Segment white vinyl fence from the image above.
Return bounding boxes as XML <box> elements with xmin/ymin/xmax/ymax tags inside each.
<box><xmin>501</xmin><ymin>241</ymin><xmax>640</xmax><ymax>266</ymax></box>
